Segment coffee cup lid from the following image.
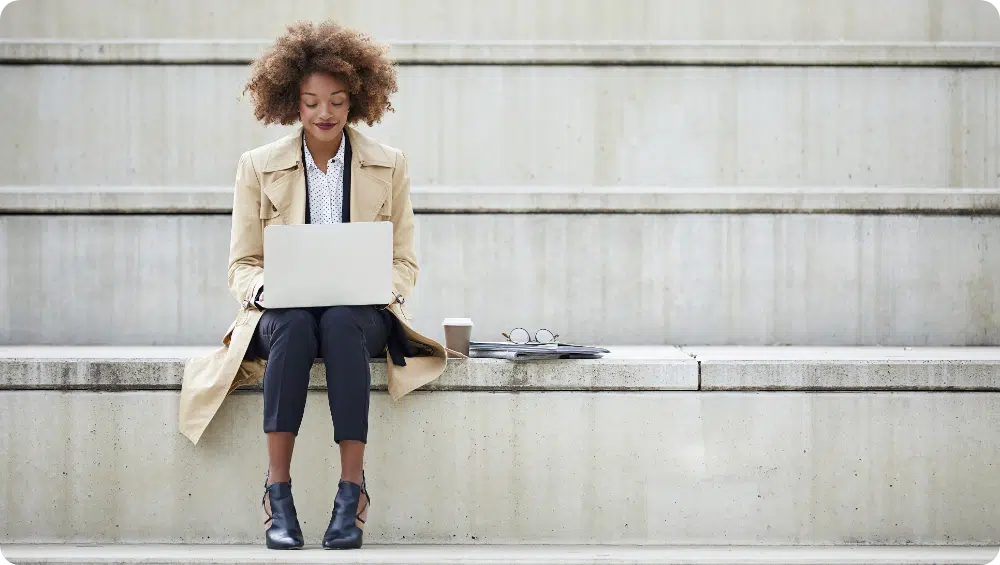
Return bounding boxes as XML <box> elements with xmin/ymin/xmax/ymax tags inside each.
<box><xmin>442</xmin><ymin>317</ymin><xmax>474</xmax><ymax>326</ymax></box>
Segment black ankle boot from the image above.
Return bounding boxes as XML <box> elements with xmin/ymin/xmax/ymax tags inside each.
<box><xmin>322</xmin><ymin>474</ymin><xmax>370</xmax><ymax>550</ymax></box>
<box><xmin>262</xmin><ymin>475</ymin><xmax>304</xmax><ymax>550</ymax></box>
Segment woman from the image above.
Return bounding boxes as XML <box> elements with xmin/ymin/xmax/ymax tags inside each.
<box><xmin>178</xmin><ymin>20</ymin><xmax>453</xmax><ymax>550</ymax></box>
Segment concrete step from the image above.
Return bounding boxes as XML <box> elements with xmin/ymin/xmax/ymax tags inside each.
<box><xmin>2</xmin><ymin>544</ymin><xmax>997</xmax><ymax>565</ymax></box>
<box><xmin>2</xmin><ymin>0</ymin><xmax>997</xmax><ymax>41</ymax></box>
<box><xmin>0</xmin><ymin>345</ymin><xmax>698</xmax><ymax>391</ymax></box>
<box><xmin>2</xmin><ymin>192</ymin><xmax>999</xmax><ymax>346</ymax></box>
<box><xmin>7</xmin><ymin>345</ymin><xmax>1000</xmax><ymax>391</ymax></box>
<box><xmin>2</xmin><ymin>347</ymin><xmax>999</xmax><ymax>545</ymax></box>
<box><xmin>1</xmin><ymin>64</ymin><xmax>997</xmax><ymax>187</ymax></box>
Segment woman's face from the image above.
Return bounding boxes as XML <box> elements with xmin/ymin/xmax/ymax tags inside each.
<box><xmin>299</xmin><ymin>72</ymin><xmax>351</xmax><ymax>143</ymax></box>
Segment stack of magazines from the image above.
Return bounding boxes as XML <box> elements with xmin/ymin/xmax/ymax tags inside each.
<box><xmin>468</xmin><ymin>342</ymin><xmax>610</xmax><ymax>360</ymax></box>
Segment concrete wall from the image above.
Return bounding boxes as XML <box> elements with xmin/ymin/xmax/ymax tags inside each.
<box><xmin>2</xmin><ymin>389</ymin><xmax>998</xmax><ymax>544</ymax></box>
<box><xmin>2</xmin><ymin>0</ymin><xmax>997</xmax><ymax>41</ymax></box>
<box><xmin>3</xmin><ymin>213</ymin><xmax>999</xmax><ymax>346</ymax></box>
<box><xmin>2</xmin><ymin>65</ymin><xmax>998</xmax><ymax>187</ymax></box>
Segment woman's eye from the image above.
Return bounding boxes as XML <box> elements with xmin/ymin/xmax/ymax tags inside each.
<box><xmin>333</xmin><ymin>101</ymin><xmax>344</xmax><ymax>107</ymax></box>
<box><xmin>305</xmin><ymin>103</ymin><xmax>317</xmax><ymax>108</ymax></box>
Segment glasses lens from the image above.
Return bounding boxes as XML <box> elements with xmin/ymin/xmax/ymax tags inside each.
<box><xmin>536</xmin><ymin>329</ymin><xmax>555</xmax><ymax>343</ymax></box>
<box><xmin>509</xmin><ymin>328</ymin><xmax>530</xmax><ymax>344</ymax></box>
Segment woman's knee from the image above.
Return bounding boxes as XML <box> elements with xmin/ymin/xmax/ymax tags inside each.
<box><xmin>318</xmin><ymin>306</ymin><xmax>362</xmax><ymax>336</ymax></box>
<box><xmin>267</xmin><ymin>308</ymin><xmax>318</xmax><ymax>341</ymax></box>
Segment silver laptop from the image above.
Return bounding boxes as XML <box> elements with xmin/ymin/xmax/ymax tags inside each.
<box><xmin>260</xmin><ymin>222</ymin><xmax>394</xmax><ymax>309</ymax></box>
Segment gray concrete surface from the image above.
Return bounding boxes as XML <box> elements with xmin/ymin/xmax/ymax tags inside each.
<box><xmin>2</xmin><ymin>390</ymin><xmax>999</xmax><ymax>544</ymax></box>
<box><xmin>5</xmin><ymin>186</ymin><xmax>1000</xmax><ymax>214</ymax></box>
<box><xmin>0</xmin><ymin>346</ymin><xmax>698</xmax><ymax>391</ymax></box>
<box><xmin>2</xmin><ymin>66</ymin><xmax>998</xmax><ymax>187</ymax></box>
<box><xmin>3</xmin><ymin>346</ymin><xmax>1000</xmax><ymax>390</ymax></box>
<box><xmin>6</xmin><ymin>346</ymin><xmax>1000</xmax><ymax>390</ymax></box>
<box><xmin>3</xmin><ymin>544</ymin><xmax>996</xmax><ymax>565</ymax></box>
<box><xmin>5</xmin><ymin>39</ymin><xmax>1000</xmax><ymax>65</ymax></box>
<box><xmin>686</xmin><ymin>346</ymin><xmax>1000</xmax><ymax>389</ymax></box>
<box><xmin>2</xmin><ymin>0</ymin><xmax>997</xmax><ymax>41</ymax></box>
<box><xmin>2</xmin><ymin>214</ymin><xmax>1000</xmax><ymax>346</ymax></box>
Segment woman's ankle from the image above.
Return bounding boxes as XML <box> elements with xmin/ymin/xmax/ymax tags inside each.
<box><xmin>340</xmin><ymin>471</ymin><xmax>363</xmax><ymax>485</ymax></box>
<box><xmin>338</xmin><ymin>439</ymin><xmax>365</xmax><ymax>486</ymax></box>
<box><xmin>268</xmin><ymin>470</ymin><xmax>291</xmax><ymax>485</ymax></box>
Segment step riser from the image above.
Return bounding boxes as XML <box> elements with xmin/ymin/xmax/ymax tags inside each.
<box><xmin>2</xmin><ymin>0</ymin><xmax>996</xmax><ymax>41</ymax></box>
<box><xmin>2</xmin><ymin>390</ymin><xmax>999</xmax><ymax>545</ymax></box>
<box><xmin>3</xmin><ymin>214</ymin><xmax>999</xmax><ymax>346</ymax></box>
<box><xmin>2</xmin><ymin>66</ymin><xmax>998</xmax><ymax>187</ymax></box>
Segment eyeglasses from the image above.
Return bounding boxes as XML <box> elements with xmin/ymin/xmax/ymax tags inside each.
<box><xmin>502</xmin><ymin>327</ymin><xmax>559</xmax><ymax>345</ymax></box>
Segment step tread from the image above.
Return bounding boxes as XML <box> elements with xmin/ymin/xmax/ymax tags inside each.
<box><xmin>687</xmin><ymin>346</ymin><xmax>1000</xmax><ymax>390</ymax></box>
<box><xmin>2</xmin><ymin>544</ymin><xmax>996</xmax><ymax>565</ymax></box>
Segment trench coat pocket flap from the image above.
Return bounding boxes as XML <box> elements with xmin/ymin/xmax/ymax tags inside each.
<box><xmin>355</xmin><ymin>172</ymin><xmax>390</xmax><ymax>221</ymax></box>
<box><xmin>261</xmin><ymin>169</ymin><xmax>299</xmax><ymax>216</ymax></box>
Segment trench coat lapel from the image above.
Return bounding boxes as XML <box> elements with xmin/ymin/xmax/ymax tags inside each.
<box><xmin>347</xmin><ymin>126</ymin><xmax>393</xmax><ymax>223</ymax></box>
<box><xmin>259</xmin><ymin>125</ymin><xmax>393</xmax><ymax>226</ymax></box>
<box><xmin>259</xmin><ymin>129</ymin><xmax>306</xmax><ymax>225</ymax></box>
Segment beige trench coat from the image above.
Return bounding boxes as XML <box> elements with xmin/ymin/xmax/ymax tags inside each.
<box><xmin>178</xmin><ymin>125</ymin><xmax>454</xmax><ymax>445</ymax></box>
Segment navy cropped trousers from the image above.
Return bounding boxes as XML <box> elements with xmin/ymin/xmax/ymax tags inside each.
<box><xmin>247</xmin><ymin>305</ymin><xmax>391</xmax><ymax>443</ymax></box>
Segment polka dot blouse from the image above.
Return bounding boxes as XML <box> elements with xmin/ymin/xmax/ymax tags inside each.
<box><xmin>303</xmin><ymin>132</ymin><xmax>346</xmax><ymax>224</ymax></box>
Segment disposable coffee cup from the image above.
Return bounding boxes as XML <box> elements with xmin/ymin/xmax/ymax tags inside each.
<box><xmin>442</xmin><ymin>317</ymin><xmax>474</xmax><ymax>356</ymax></box>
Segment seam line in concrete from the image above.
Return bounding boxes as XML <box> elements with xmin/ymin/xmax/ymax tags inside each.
<box><xmin>678</xmin><ymin>347</ymin><xmax>703</xmax><ymax>390</ymax></box>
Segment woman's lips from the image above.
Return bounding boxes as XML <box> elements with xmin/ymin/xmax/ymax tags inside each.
<box><xmin>316</xmin><ymin>123</ymin><xmax>335</xmax><ymax>130</ymax></box>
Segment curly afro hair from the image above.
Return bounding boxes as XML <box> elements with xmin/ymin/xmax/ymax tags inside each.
<box><xmin>243</xmin><ymin>20</ymin><xmax>398</xmax><ymax>127</ymax></box>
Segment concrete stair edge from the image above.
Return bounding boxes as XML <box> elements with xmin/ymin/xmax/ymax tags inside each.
<box><xmin>4</xmin><ymin>346</ymin><xmax>1000</xmax><ymax>391</ymax></box>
